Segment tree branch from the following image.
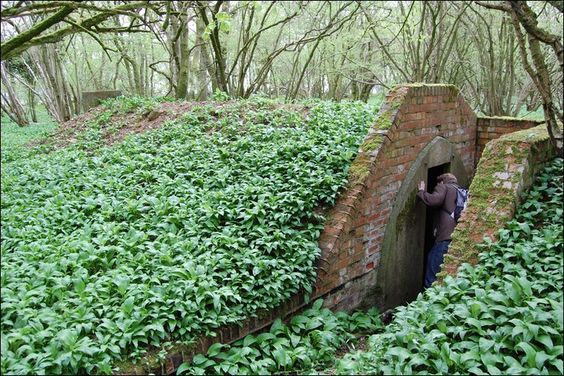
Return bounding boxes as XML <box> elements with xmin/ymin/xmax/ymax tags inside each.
<box><xmin>1</xmin><ymin>1</ymin><xmax>153</xmax><ymax>61</ymax></box>
<box><xmin>63</xmin><ymin>19</ymin><xmax>116</xmax><ymax>59</ymax></box>
<box><xmin>508</xmin><ymin>1</ymin><xmax>563</xmax><ymax>69</ymax></box>
<box><xmin>474</xmin><ymin>1</ymin><xmax>511</xmax><ymax>12</ymax></box>
<box><xmin>546</xmin><ymin>0</ymin><xmax>563</xmax><ymax>13</ymax></box>
<box><xmin>1</xmin><ymin>5</ymin><xmax>76</xmax><ymax>60</ymax></box>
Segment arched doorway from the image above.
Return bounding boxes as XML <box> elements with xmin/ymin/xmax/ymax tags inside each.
<box><xmin>373</xmin><ymin>137</ymin><xmax>469</xmax><ymax>311</ymax></box>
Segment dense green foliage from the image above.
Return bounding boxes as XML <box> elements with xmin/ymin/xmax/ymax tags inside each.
<box><xmin>0</xmin><ymin>97</ymin><xmax>376</xmax><ymax>374</ymax></box>
<box><xmin>336</xmin><ymin>157</ymin><xmax>564</xmax><ymax>375</ymax></box>
<box><xmin>1</xmin><ymin>110</ymin><xmax>57</xmax><ymax>164</ymax></box>
<box><xmin>177</xmin><ymin>299</ymin><xmax>382</xmax><ymax>375</ymax></box>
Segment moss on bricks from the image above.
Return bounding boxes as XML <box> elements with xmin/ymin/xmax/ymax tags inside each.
<box><xmin>372</xmin><ymin>85</ymin><xmax>408</xmax><ymax>131</ymax></box>
<box><xmin>390</xmin><ymin>97</ymin><xmax>403</xmax><ymax>110</ymax></box>
<box><xmin>360</xmin><ymin>135</ymin><xmax>383</xmax><ymax>152</ymax></box>
<box><xmin>374</xmin><ymin>100</ymin><xmax>403</xmax><ymax>130</ymax></box>
<box><xmin>399</xmin><ymin>83</ymin><xmax>460</xmax><ymax>98</ymax></box>
<box><xmin>478</xmin><ymin>115</ymin><xmax>544</xmax><ymax>123</ymax></box>
<box><xmin>374</xmin><ymin>112</ymin><xmax>393</xmax><ymax>130</ymax></box>
<box><xmin>438</xmin><ymin>125</ymin><xmax>552</xmax><ymax>285</ymax></box>
<box><xmin>400</xmin><ymin>83</ymin><xmax>458</xmax><ymax>89</ymax></box>
<box><xmin>347</xmin><ymin>153</ymin><xmax>371</xmax><ymax>186</ymax></box>
<box><xmin>501</xmin><ymin>125</ymin><xmax>549</xmax><ymax>142</ymax></box>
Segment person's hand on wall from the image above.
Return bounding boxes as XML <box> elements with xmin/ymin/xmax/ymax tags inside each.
<box><xmin>418</xmin><ymin>180</ymin><xmax>426</xmax><ymax>191</ymax></box>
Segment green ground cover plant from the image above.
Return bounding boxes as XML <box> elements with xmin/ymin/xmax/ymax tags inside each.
<box><xmin>0</xmin><ymin>96</ymin><xmax>376</xmax><ymax>374</ymax></box>
<box><xmin>1</xmin><ymin>109</ymin><xmax>57</xmax><ymax>164</ymax></box>
<box><xmin>335</xmin><ymin>157</ymin><xmax>564</xmax><ymax>375</ymax></box>
<box><xmin>176</xmin><ymin>299</ymin><xmax>382</xmax><ymax>375</ymax></box>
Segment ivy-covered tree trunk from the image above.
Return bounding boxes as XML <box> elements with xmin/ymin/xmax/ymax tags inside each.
<box><xmin>173</xmin><ymin>4</ymin><xmax>191</xmax><ymax>99</ymax></box>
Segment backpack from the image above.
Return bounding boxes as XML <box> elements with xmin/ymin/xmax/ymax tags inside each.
<box><xmin>449</xmin><ymin>185</ymin><xmax>468</xmax><ymax>222</ymax></box>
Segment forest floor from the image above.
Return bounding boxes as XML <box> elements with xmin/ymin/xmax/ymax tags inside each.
<box><xmin>29</xmin><ymin>99</ymin><xmax>312</xmax><ymax>151</ymax></box>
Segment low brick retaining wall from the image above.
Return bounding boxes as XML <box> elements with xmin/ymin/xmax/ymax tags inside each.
<box><xmin>438</xmin><ymin>125</ymin><xmax>556</xmax><ymax>282</ymax></box>
<box><xmin>476</xmin><ymin>116</ymin><xmax>543</xmax><ymax>163</ymax></box>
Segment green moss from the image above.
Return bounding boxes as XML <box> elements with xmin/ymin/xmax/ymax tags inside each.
<box><xmin>399</xmin><ymin>83</ymin><xmax>460</xmax><ymax>100</ymax></box>
<box><xmin>361</xmin><ymin>135</ymin><xmax>383</xmax><ymax>152</ymax></box>
<box><xmin>398</xmin><ymin>83</ymin><xmax>458</xmax><ymax>89</ymax></box>
<box><xmin>500</xmin><ymin>125</ymin><xmax>549</xmax><ymax>143</ymax></box>
<box><xmin>478</xmin><ymin>115</ymin><xmax>543</xmax><ymax>122</ymax></box>
<box><xmin>375</xmin><ymin>111</ymin><xmax>393</xmax><ymax>130</ymax></box>
<box><xmin>390</xmin><ymin>98</ymin><xmax>402</xmax><ymax>110</ymax></box>
<box><xmin>469</xmin><ymin>156</ymin><xmax>504</xmax><ymax>194</ymax></box>
<box><xmin>371</xmin><ymin>86</ymin><xmax>407</xmax><ymax>131</ymax></box>
<box><xmin>348</xmin><ymin>154</ymin><xmax>371</xmax><ymax>185</ymax></box>
<box><xmin>396</xmin><ymin>193</ymin><xmax>416</xmax><ymax>225</ymax></box>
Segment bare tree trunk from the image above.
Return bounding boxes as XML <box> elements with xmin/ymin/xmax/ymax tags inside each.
<box><xmin>1</xmin><ymin>62</ymin><xmax>30</xmax><ymax>126</ymax></box>
<box><xmin>290</xmin><ymin>38</ymin><xmax>323</xmax><ymax>100</ymax></box>
<box><xmin>26</xmin><ymin>44</ymin><xmax>74</xmax><ymax>122</ymax></box>
<box><xmin>28</xmin><ymin>87</ymin><xmax>37</xmax><ymax>122</ymax></box>
<box><xmin>150</xmin><ymin>40</ymin><xmax>155</xmax><ymax>97</ymax></box>
<box><xmin>195</xmin><ymin>16</ymin><xmax>210</xmax><ymax>100</ymax></box>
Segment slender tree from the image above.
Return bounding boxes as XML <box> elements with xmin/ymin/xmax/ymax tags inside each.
<box><xmin>477</xmin><ymin>0</ymin><xmax>563</xmax><ymax>156</ymax></box>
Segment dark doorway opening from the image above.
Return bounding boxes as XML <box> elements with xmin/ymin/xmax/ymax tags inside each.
<box><xmin>422</xmin><ymin>163</ymin><xmax>450</xmax><ymax>288</ymax></box>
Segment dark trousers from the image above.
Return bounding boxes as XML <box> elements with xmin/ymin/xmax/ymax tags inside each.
<box><xmin>424</xmin><ymin>240</ymin><xmax>451</xmax><ymax>288</ymax></box>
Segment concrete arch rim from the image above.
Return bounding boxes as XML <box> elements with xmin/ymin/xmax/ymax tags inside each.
<box><xmin>373</xmin><ymin>136</ymin><xmax>468</xmax><ymax>311</ymax></box>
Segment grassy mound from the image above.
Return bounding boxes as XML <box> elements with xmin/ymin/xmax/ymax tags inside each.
<box><xmin>0</xmin><ymin>96</ymin><xmax>377</xmax><ymax>374</ymax></box>
<box><xmin>335</xmin><ymin>158</ymin><xmax>563</xmax><ymax>375</ymax></box>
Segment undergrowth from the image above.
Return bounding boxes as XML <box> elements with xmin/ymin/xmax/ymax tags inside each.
<box><xmin>335</xmin><ymin>157</ymin><xmax>563</xmax><ymax>375</ymax></box>
<box><xmin>177</xmin><ymin>300</ymin><xmax>382</xmax><ymax>375</ymax></box>
<box><xmin>0</xmin><ymin>96</ymin><xmax>377</xmax><ymax>374</ymax></box>
<box><xmin>1</xmin><ymin>111</ymin><xmax>57</xmax><ymax>164</ymax></box>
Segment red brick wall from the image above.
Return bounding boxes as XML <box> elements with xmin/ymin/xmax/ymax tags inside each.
<box><xmin>476</xmin><ymin>116</ymin><xmax>543</xmax><ymax>162</ymax></box>
<box><xmin>315</xmin><ymin>84</ymin><xmax>477</xmax><ymax>310</ymax></box>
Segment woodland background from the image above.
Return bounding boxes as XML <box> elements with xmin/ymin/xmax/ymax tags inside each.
<box><xmin>0</xmin><ymin>1</ymin><xmax>563</xmax><ymax>151</ymax></box>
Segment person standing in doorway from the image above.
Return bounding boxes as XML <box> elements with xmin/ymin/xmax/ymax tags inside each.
<box><xmin>417</xmin><ymin>173</ymin><xmax>459</xmax><ymax>288</ymax></box>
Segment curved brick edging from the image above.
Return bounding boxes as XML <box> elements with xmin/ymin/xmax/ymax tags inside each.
<box><xmin>437</xmin><ymin>125</ymin><xmax>556</xmax><ymax>283</ymax></box>
<box><xmin>116</xmin><ymin>293</ymin><xmax>308</xmax><ymax>374</ymax></box>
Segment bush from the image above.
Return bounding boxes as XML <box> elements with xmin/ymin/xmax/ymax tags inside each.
<box><xmin>177</xmin><ymin>299</ymin><xmax>382</xmax><ymax>375</ymax></box>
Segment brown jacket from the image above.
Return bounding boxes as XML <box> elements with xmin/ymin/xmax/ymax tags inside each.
<box><xmin>417</xmin><ymin>183</ymin><xmax>457</xmax><ymax>242</ymax></box>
